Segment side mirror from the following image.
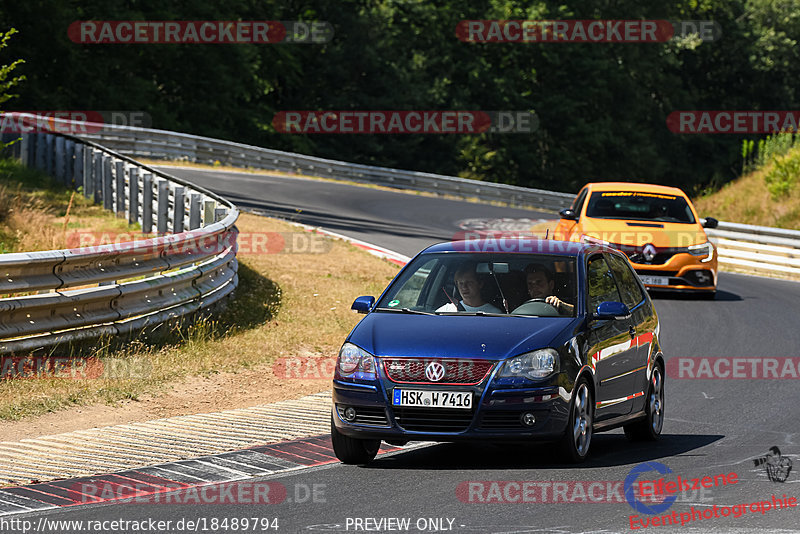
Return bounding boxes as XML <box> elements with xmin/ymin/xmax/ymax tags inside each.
<box><xmin>592</xmin><ymin>301</ymin><xmax>631</xmax><ymax>320</ymax></box>
<box><xmin>702</xmin><ymin>217</ymin><xmax>719</xmax><ymax>229</ymax></box>
<box><xmin>351</xmin><ymin>296</ymin><xmax>375</xmax><ymax>314</ymax></box>
<box><xmin>559</xmin><ymin>208</ymin><xmax>578</xmax><ymax>221</ymax></box>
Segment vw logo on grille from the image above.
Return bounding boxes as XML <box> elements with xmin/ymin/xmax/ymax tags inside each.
<box><xmin>642</xmin><ymin>243</ymin><xmax>657</xmax><ymax>263</ymax></box>
<box><xmin>425</xmin><ymin>362</ymin><xmax>446</xmax><ymax>382</ymax></box>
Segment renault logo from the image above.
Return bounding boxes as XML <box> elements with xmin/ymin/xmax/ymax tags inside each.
<box><xmin>642</xmin><ymin>244</ymin><xmax>657</xmax><ymax>263</ymax></box>
<box><xmin>425</xmin><ymin>362</ymin><xmax>446</xmax><ymax>382</ymax></box>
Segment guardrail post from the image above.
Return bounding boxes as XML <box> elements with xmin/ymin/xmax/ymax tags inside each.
<box><xmin>128</xmin><ymin>167</ymin><xmax>139</xmax><ymax>225</ymax></box>
<box><xmin>45</xmin><ymin>134</ymin><xmax>54</xmax><ymax>177</ymax></box>
<box><xmin>189</xmin><ymin>194</ymin><xmax>201</xmax><ymax>229</ymax></box>
<box><xmin>18</xmin><ymin>134</ymin><xmax>29</xmax><ymax>166</ymax></box>
<box><xmin>83</xmin><ymin>147</ymin><xmax>94</xmax><ymax>200</ymax></box>
<box><xmin>142</xmin><ymin>173</ymin><xmax>153</xmax><ymax>233</ymax></box>
<box><xmin>173</xmin><ymin>186</ymin><xmax>185</xmax><ymax>233</ymax></box>
<box><xmin>92</xmin><ymin>151</ymin><xmax>102</xmax><ymax>203</ymax></box>
<box><xmin>115</xmin><ymin>160</ymin><xmax>126</xmax><ymax>216</ymax></box>
<box><xmin>54</xmin><ymin>136</ymin><xmax>65</xmax><ymax>183</ymax></box>
<box><xmin>0</xmin><ymin>132</ymin><xmax>11</xmax><ymax>155</ymax></box>
<box><xmin>156</xmin><ymin>179</ymin><xmax>169</xmax><ymax>234</ymax></box>
<box><xmin>23</xmin><ymin>133</ymin><xmax>33</xmax><ymax>167</ymax></box>
<box><xmin>35</xmin><ymin>133</ymin><xmax>46</xmax><ymax>171</ymax></box>
<box><xmin>102</xmin><ymin>154</ymin><xmax>113</xmax><ymax>209</ymax></box>
<box><xmin>8</xmin><ymin>132</ymin><xmax>20</xmax><ymax>160</ymax></box>
<box><xmin>64</xmin><ymin>140</ymin><xmax>75</xmax><ymax>186</ymax></box>
<box><xmin>203</xmin><ymin>200</ymin><xmax>215</xmax><ymax>226</ymax></box>
<box><xmin>73</xmin><ymin>144</ymin><xmax>84</xmax><ymax>190</ymax></box>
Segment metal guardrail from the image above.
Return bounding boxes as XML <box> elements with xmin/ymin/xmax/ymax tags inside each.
<box><xmin>707</xmin><ymin>222</ymin><xmax>800</xmax><ymax>277</ymax></box>
<box><xmin>79</xmin><ymin>122</ymin><xmax>800</xmax><ymax>279</ymax></box>
<box><xmin>77</xmin><ymin>123</ymin><xmax>575</xmax><ymax>212</ymax></box>
<box><xmin>0</xmin><ymin>117</ymin><xmax>239</xmax><ymax>355</ymax></box>
<box><xmin>5</xmin><ymin>114</ymin><xmax>798</xmax><ymax>317</ymax></box>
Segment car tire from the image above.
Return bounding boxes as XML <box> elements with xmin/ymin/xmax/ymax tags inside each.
<box><xmin>331</xmin><ymin>416</ymin><xmax>381</xmax><ymax>465</ymax></box>
<box><xmin>624</xmin><ymin>363</ymin><xmax>665</xmax><ymax>441</ymax></box>
<box><xmin>560</xmin><ymin>377</ymin><xmax>593</xmax><ymax>463</ymax></box>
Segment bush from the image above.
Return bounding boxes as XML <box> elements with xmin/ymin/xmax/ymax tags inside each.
<box><xmin>764</xmin><ymin>151</ymin><xmax>800</xmax><ymax>199</ymax></box>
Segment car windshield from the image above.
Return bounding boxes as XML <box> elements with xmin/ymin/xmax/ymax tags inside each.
<box><xmin>375</xmin><ymin>253</ymin><xmax>577</xmax><ymax>317</ymax></box>
<box><xmin>585</xmin><ymin>191</ymin><xmax>696</xmax><ymax>223</ymax></box>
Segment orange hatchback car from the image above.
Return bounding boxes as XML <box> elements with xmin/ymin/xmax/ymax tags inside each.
<box><xmin>553</xmin><ymin>182</ymin><xmax>718</xmax><ymax>297</ymax></box>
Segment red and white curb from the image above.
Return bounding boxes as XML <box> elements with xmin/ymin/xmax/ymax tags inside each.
<box><xmin>0</xmin><ymin>434</ymin><xmax>414</xmax><ymax>517</ymax></box>
<box><xmin>0</xmin><ymin>392</ymin><xmax>334</xmax><ymax>488</ymax></box>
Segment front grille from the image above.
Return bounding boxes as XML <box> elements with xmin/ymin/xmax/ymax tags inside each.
<box><xmin>628</xmin><ymin>252</ymin><xmax>676</xmax><ymax>265</ymax></box>
<box><xmin>480</xmin><ymin>410</ymin><xmax>524</xmax><ymax>429</ymax></box>
<box><xmin>336</xmin><ymin>405</ymin><xmax>389</xmax><ymax>426</ymax></box>
<box><xmin>393</xmin><ymin>407</ymin><xmax>474</xmax><ymax>432</ymax></box>
<box><xmin>634</xmin><ymin>269</ymin><xmax>678</xmax><ymax>277</ymax></box>
<box><xmin>383</xmin><ymin>358</ymin><xmax>494</xmax><ymax>385</ymax></box>
<box><xmin>610</xmin><ymin>243</ymin><xmax>683</xmax><ymax>266</ymax></box>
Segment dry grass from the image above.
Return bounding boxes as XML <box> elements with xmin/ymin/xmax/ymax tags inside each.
<box><xmin>694</xmin><ymin>157</ymin><xmax>800</xmax><ymax>229</ymax></box>
<box><xmin>0</xmin><ymin>212</ymin><xmax>401</xmax><ymax>420</ymax></box>
<box><xmin>0</xmin><ymin>158</ymin><xmax>134</xmax><ymax>254</ymax></box>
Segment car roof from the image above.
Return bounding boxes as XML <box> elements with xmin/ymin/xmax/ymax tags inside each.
<box><xmin>421</xmin><ymin>239</ymin><xmax>605</xmax><ymax>256</ymax></box>
<box><xmin>584</xmin><ymin>181</ymin><xmax>689</xmax><ymax>197</ymax></box>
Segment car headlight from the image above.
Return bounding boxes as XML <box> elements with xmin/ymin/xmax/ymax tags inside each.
<box><xmin>687</xmin><ymin>241</ymin><xmax>714</xmax><ymax>262</ymax></box>
<box><xmin>497</xmin><ymin>348</ymin><xmax>559</xmax><ymax>380</ymax></box>
<box><xmin>335</xmin><ymin>343</ymin><xmax>377</xmax><ymax>379</ymax></box>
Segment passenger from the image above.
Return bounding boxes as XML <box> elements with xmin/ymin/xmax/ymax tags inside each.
<box><xmin>521</xmin><ymin>263</ymin><xmax>574</xmax><ymax>315</ymax></box>
<box><xmin>437</xmin><ymin>262</ymin><xmax>503</xmax><ymax>313</ymax></box>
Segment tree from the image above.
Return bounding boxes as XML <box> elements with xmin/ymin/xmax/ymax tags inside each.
<box><xmin>0</xmin><ymin>28</ymin><xmax>26</xmax><ymax>148</ymax></box>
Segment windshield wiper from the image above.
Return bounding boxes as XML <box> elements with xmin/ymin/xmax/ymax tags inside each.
<box><xmin>377</xmin><ymin>307</ymin><xmax>436</xmax><ymax>315</ymax></box>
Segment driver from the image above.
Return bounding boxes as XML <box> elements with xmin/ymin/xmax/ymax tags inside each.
<box><xmin>436</xmin><ymin>262</ymin><xmax>502</xmax><ymax>313</ymax></box>
<box><xmin>521</xmin><ymin>263</ymin><xmax>574</xmax><ymax>315</ymax></box>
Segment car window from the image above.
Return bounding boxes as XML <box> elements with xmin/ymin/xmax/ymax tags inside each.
<box><xmin>375</xmin><ymin>253</ymin><xmax>577</xmax><ymax>316</ymax></box>
<box><xmin>585</xmin><ymin>191</ymin><xmax>696</xmax><ymax>223</ymax></box>
<box><xmin>587</xmin><ymin>255</ymin><xmax>623</xmax><ymax>313</ymax></box>
<box><xmin>605</xmin><ymin>253</ymin><xmax>645</xmax><ymax>310</ymax></box>
<box><xmin>572</xmin><ymin>188</ymin><xmax>588</xmax><ymax>216</ymax></box>
<box><xmin>389</xmin><ymin>258</ymin><xmax>438</xmax><ymax>309</ymax></box>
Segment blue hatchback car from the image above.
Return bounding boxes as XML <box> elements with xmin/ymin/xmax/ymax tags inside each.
<box><xmin>331</xmin><ymin>238</ymin><xmax>665</xmax><ymax>464</ymax></box>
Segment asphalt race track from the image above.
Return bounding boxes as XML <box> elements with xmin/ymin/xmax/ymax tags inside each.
<box><xmin>12</xmin><ymin>167</ymin><xmax>800</xmax><ymax>533</ymax></box>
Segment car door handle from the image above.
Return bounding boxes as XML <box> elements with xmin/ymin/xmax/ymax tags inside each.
<box><xmin>629</xmin><ymin>326</ymin><xmax>636</xmax><ymax>338</ymax></box>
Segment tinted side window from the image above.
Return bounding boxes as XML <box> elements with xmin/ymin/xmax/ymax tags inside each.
<box><xmin>605</xmin><ymin>253</ymin><xmax>645</xmax><ymax>309</ymax></box>
<box><xmin>572</xmin><ymin>188</ymin><xmax>588</xmax><ymax>216</ymax></box>
<box><xmin>587</xmin><ymin>256</ymin><xmax>623</xmax><ymax>313</ymax></box>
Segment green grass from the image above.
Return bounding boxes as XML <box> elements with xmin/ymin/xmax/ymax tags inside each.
<box><xmin>0</xmin><ymin>157</ymin><xmax>137</xmax><ymax>254</ymax></box>
<box><xmin>0</xmin><ymin>212</ymin><xmax>400</xmax><ymax>421</ymax></box>
<box><xmin>0</xmin><ymin>157</ymin><xmax>402</xmax><ymax>421</ymax></box>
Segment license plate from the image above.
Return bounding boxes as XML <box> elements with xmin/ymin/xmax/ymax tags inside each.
<box><xmin>392</xmin><ymin>389</ymin><xmax>472</xmax><ymax>409</ymax></box>
<box><xmin>639</xmin><ymin>275</ymin><xmax>669</xmax><ymax>286</ymax></box>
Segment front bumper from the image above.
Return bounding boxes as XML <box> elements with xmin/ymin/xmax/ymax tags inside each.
<box><xmin>332</xmin><ymin>378</ymin><xmax>570</xmax><ymax>442</ymax></box>
<box><xmin>632</xmin><ymin>253</ymin><xmax>718</xmax><ymax>291</ymax></box>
